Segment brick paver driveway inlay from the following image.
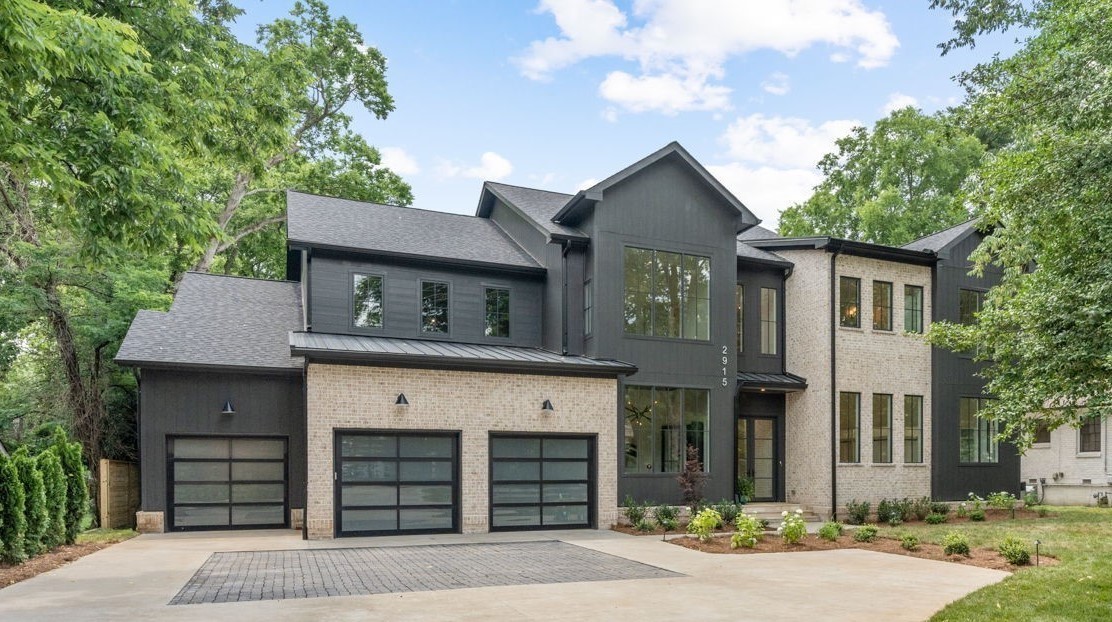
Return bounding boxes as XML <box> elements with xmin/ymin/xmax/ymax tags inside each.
<box><xmin>169</xmin><ymin>540</ymin><xmax>681</xmax><ymax>604</ymax></box>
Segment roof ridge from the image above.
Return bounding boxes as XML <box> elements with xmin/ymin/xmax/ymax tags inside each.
<box><xmin>288</xmin><ymin>189</ymin><xmax>485</xmax><ymax>221</ymax></box>
<box><xmin>901</xmin><ymin>217</ymin><xmax>978</xmax><ymax>247</ymax></box>
<box><xmin>184</xmin><ymin>271</ymin><xmax>298</xmax><ymax>285</ymax></box>
<box><xmin>485</xmin><ymin>181</ymin><xmax>573</xmax><ymax>197</ymax></box>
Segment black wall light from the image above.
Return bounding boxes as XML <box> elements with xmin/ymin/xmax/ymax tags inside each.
<box><xmin>395</xmin><ymin>393</ymin><xmax>409</xmax><ymax>406</ymax></box>
<box><xmin>221</xmin><ymin>400</ymin><xmax>236</xmax><ymax>415</ymax></box>
<box><xmin>541</xmin><ymin>399</ymin><xmax>555</xmax><ymax>413</ymax></box>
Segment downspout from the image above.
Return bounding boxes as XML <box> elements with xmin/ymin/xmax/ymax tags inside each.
<box><xmin>829</xmin><ymin>246</ymin><xmax>841</xmax><ymax>521</ymax></box>
<box><xmin>561</xmin><ymin>241</ymin><xmax>570</xmax><ymax>356</ymax></box>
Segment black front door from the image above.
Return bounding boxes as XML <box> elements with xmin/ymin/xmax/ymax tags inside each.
<box><xmin>736</xmin><ymin>417</ymin><xmax>778</xmax><ymax>502</ymax></box>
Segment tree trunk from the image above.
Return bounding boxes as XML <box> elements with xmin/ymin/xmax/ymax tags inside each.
<box><xmin>43</xmin><ymin>280</ymin><xmax>102</xmax><ymax>471</ymax></box>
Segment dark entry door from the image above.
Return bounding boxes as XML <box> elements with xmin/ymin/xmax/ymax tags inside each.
<box><xmin>736</xmin><ymin>417</ymin><xmax>778</xmax><ymax>501</ymax></box>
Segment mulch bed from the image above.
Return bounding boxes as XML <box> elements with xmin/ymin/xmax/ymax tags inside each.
<box><xmin>669</xmin><ymin>533</ymin><xmax>1059</xmax><ymax>571</ymax></box>
<box><xmin>611</xmin><ymin>522</ymin><xmax>732</xmax><ymax>537</ymax></box>
<box><xmin>0</xmin><ymin>540</ymin><xmax>124</xmax><ymax>589</ymax></box>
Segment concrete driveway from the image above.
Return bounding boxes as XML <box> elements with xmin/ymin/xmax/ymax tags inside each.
<box><xmin>0</xmin><ymin>529</ymin><xmax>1007</xmax><ymax>621</ymax></box>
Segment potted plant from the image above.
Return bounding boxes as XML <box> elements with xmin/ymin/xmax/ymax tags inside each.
<box><xmin>736</xmin><ymin>475</ymin><xmax>755</xmax><ymax>505</ymax></box>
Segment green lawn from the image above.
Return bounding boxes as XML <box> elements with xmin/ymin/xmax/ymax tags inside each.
<box><xmin>877</xmin><ymin>507</ymin><xmax>1112</xmax><ymax>621</ymax></box>
<box><xmin>76</xmin><ymin>528</ymin><xmax>138</xmax><ymax>545</ymax></box>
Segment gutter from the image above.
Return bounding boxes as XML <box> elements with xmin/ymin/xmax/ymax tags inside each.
<box><xmin>829</xmin><ymin>247</ymin><xmax>841</xmax><ymax>520</ymax></box>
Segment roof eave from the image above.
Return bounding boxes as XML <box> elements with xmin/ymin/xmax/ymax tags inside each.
<box><xmin>114</xmin><ymin>360</ymin><xmax>303</xmax><ymax>376</ymax></box>
<box><xmin>749</xmin><ymin>237</ymin><xmax>937</xmax><ymax>266</ymax></box>
<box><xmin>290</xmin><ymin>346</ymin><xmax>637</xmax><ymax>378</ymax></box>
<box><xmin>286</xmin><ymin>240</ymin><xmax>547</xmax><ymax>276</ymax></box>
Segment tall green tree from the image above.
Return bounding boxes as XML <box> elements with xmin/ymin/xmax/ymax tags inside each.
<box><xmin>779</xmin><ymin>107</ymin><xmax>986</xmax><ymax>245</ymax></box>
<box><xmin>927</xmin><ymin>0</ymin><xmax>1112</xmax><ymax>447</ymax></box>
<box><xmin>12</xmin><ymin>447</ymin><xmax>47</xmax><ymax>556</ymax></box>
<box><xmin>0</xmin><ymin>453</ymin><xmax>27</xmax><ymax>562</ymax></box>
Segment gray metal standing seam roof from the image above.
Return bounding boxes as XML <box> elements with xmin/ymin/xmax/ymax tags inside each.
<box><xmin>290</xmin><ymin>332</ymin><xmax>636</xmax><ymax>376</ymax></box>
<box><xmin>736</xmin><ymin>372</ymin><xmax>808</xmax><ymax>391</ymax></box>
<box><xmin>115</xmin><ymin>273</ymin><xmax>304</xmax><ymax>371</ymax></box>
<box><xmin>286</xmin><ymin>191</ymin><xmax>542</xmax><ymax>270</ymax></box>
<box><xmin>901</xmin><ymin>220</ymin><xmax>977</xmax><ymax>253</ymax></box>
<box><xmin>481</xmin><ymin>182</ymin><xmax>586</xmax><ymax>239</ymax></box>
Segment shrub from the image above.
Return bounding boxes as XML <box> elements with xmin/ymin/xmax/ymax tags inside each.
<box><xmin>925</xmin><ymin>513</ymin><xmax>948</xmax><ymax>525</ymax></box>
<box><xmin>877</xmin><ymin>499</ymin><xmax>896</xmax><ymax>523</ymax></box>
<box><xmin>895</xmin><ymin>497</ymin><xmax>915</xmax><ymax>522</ymax></box>
<box><xmin>929</xmin><ymin>501</ymin><xmax>951</xmax><ymax>516</ymax></box>
<box><xmin>817</xmin><ymin>521</ymin><xmax>843</xmax><ymax>542</ymax></box>
<box><xmin>714</xmin><ymin>500</ymin><xmax>740</xmax><ymax>525</ymax></box>
<box><xmin>652</xmin><ymin>504</ymin><xmax>679</xmax><ymax>531</ymax></box>
<box><xmin>999</xmin><ymin>536</ymin><xmax>1031</xmax><ymax>565</ymax></box>
<box><xmin>12</xmin><ymin>449</ymin><xmax>48</xmax><ymax>557</ymax></box>
<box><xmin>987</xmin><ymin>491</ymin><xmax>1018</xmax><ymax>511</ymax></box>
<box><xmin>955</xmin><ymin>502</ymin><xmax>969</xmax><ymax>518</ymax></box>
<box><xmin>0</xmin><ymin>454</ymin><xmax>28</xmax><ymax>563</ymax></box>
<box><xmin>845</xmin><ymin>499</ymin><xmax>870</xmax><ymax>525</ymax></box>
<box><xmin>675</xmin><ymin>445</ymin><xmax>707</xmax><ymax>509</ymax></box>
<box><xmin>1023</xmin><ymin>492</ymin><xmax>1040</xmax><ymax>507</ymax></box>
<box><xmin>1037</xmin><ymin>507</ymin><xmax>1049</xmax><ymax>517</ymax></box>
<box><xmin>635</xmin><ymin>518</ymin><xmax>655</xmax><ymax>532</ymax></box>
<box><xmin>622</xmin><ymin>495</ymin><xmax>646</xmax><ymax>525</ymax></box>
<box><xmin>36</xmin><ymin>451</ymin><xmax>67</xmax><ymax>549</ymax></box>
<box><xmin>942</xmin><ymin>532</ymin><xmax>971</xmax><ymax>556</ymax></box>
<box><xmin>887</xmin><ymin>514</ymin><xmax>903</xmax><ymax>527</ymax></box>
<box><xmin>911</xmin><ymin>497</ymin><xmax>932</xmax><ymax>521</ymax></box>
<box><xmin>758</xmin><ymin>518</ymin><xmax>770</xmax><ymax>530</ymax></box>
<box><xmin>853</xmin><ymin>525</ymin><xmax>879</xmax><ymax>542</ymax></box>
<box><xmin>687</xmin><ymin>507</ymin><xmax>722</xmax><ymax>542</ymax></box>
<box><xmin>53</xmin><ymin>430</ymin><xmax>89</xmax><ymax>544</ymax></box>
<box><xmin>969</xmin><ymin>509</ymin><xmax>986</xmax><ymax>522</ymax></box>
<box><xmin>900</xmin><ymin>534</ymin><xmax>920</xmax><ymax>551</ymax></box>
<box><xmin>966</xmin><ymin>492</ymin><xmax>986</xmax><ymax>512</ymax></box>
<box><xmin>778</xmin><ymin>509</ymin><xmax>807</xmax><ymax>544</ymax></box>
<box><xmin>731</xmin><ymin>512</ymin><xmax>764</xmax><ymax>549</ymax></box>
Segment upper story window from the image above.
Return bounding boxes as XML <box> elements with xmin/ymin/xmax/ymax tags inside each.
<box><xmin>873</xmin><ymin>281</ymin><xmax>893</xmax><ymax>331</ymax></box>
<box><xmin>484</xmin><ymin>287</ymin><xmax>510</xmax><ymax>338</ymax></box>
<box><xmin>959</xmin><ymin>289</ymin><xmax>984</xmax><ymax>324</ymax></box>
<box><xmin>839</xmin><ymin>276</ymin><xmax>860</xmax><ymax>328</ymax></box>
<box><xmin>352</xmin><ymin>273</ymin><xmax>383</xmax><ymax>328</ymax></box>
<box><xmin>959</xmin><ymin>397</ymin><xmax>997</xmax><ymax>463</ymax></box>
<box><xmin>904</xmin><ymin>285</ymin><xmax>924</xmax><ymax>333</ymax></box>
<box><xmin>584</xmin><ymin>280</ymin><xmax>593</xmax><ymax>336</ymax></box>
<box><xmin>760</xmin><ymin>287</ymin><xmax>777</xmax><ymax>355</ymax></box>
<box><xmin>421</xmin><ymin>281</ymin><xmax>449</xmax><ymax>333</ymax></box>
<box><xmin>736</xmin><ymin>284</ymin><xmax>744</xmax><ymax>352</ymax></box>
<box><xmin>1080</xmin><ymin>416</ymin><xmax>1101</xmax><ymax>453</ymax></box>
<box><xmin>623</xmin><ymin>246</ymin><xmax>710</xmax><ymax>341</ymax></box>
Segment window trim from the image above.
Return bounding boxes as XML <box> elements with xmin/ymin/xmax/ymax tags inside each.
<box><xmin>904</xmin><ymin>285</ymin><xmax>924</xmax><ymax>334</ymax></box>
<box><xmin>350</xmin><ymin>271</ymin><xmax>385</xmax><ymax>331</ymax></box>
<box><xmin>482</xmin><ymin>285</ymin><xmax>512</xmax><ymax>340</ymax></box>
<box><xmin>759</xmin><ymin>286</ymin><xmax>778</xmax><ymax>355</ymax></box>
<box><xmin>839</xmin><ymin>276</ymin><xmax>861</xmax><ymax>328</ymax></box>
<box><xmin>622</xmin><ymin>245</ymin><xmax>712</xmax><ymax>342</ymax></box>
<box><xmin>904</xmin><ymin>395</ymin><xmax>924</xmax><ymax>464</ymax></box>
<box><xmin>1079</xmin><ymin>417</ymin><xmax>1102</xmax><ymax>455</ymax></box>
<box><xmin>419</xmin><ymin>279</ymin><xmax>451</xmax><ymax>336</ymax></box>
<box><xmin>872</xmin><ymin>281</ymin><xmax>893</xmax><ymax>332</ymax></box>
<box><xmin>872</xmin><ymin>393</ymin><xmax>893</xmax><ymax>464</ymax></box>
<box><xmin>839</xmin><ymin>392</ymin><xmax>861</xmax><ymax>464</ymax></box>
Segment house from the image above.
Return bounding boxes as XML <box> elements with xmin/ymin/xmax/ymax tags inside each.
<box><xmin>1022</xmin><ymin>418</ymin><xmax>1110</xmax><ymax>505</ymax></box>
<box><xmin>116</xmin><ymin>142</ymin><xmax>1018</xmax><ymax>538</ymax></box>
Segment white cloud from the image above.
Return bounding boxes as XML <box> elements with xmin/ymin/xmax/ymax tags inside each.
<box><xmin>379</xmin><ymin>147</ymin><xmax>419</xmax><ymax>176</ymax></box>
<box><xmin>516</xmin><ymin>0</ymin><xmax>899</xmax><ymax>114</ymax></box>
<box><xmin>436</xmin><ymin>152</ymin><xmax>514</xmax><ymax>181</ymax></box>
<box><xmin>881</xmin><ymin>92</ymin><xmax>919</xmax><ymax>114</ymax></box>
<box><xmin>761</xmin><ymin>72</ymin><xmax>790</xmax><ymax>96</ymax></box>
<box><xmin>576</xmin><ymin>177</ymin><xmax>600</xmax><ymax>190</ymax></box>
<box><xmin>708</xmin><ymin>163</ymin><xmax>823</xmax><ymax>227</ymax></box>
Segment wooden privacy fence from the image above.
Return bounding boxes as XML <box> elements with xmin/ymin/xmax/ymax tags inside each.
<box><xmin>99</xmin><ymin>459</ymin><xmax>140</xmax><ymax>529</ymax></box>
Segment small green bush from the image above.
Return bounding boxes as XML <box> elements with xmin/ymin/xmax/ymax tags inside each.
<box><xmin>853</xmin><ymin>525</ymin><xmax>879</xmax><ymax>542</ymax></box>
<box><xmin>1023</xmin><ymin>492</ymin><xmax>1039</xmax><ymax>507</ymax></box>
<box><xmin>929</xmin><ymin>501</ymin><xmax>951</xmax><ymax>515</ymax></box>
<box><xmin>911</xmin><ymin>497</ymin><xmax>932</xmax><ymax>521</ymax></box>
<box><xmin>969</xmin><ymin>509</ymin><xmax>986</xmax><ymax>522</ymax></box>
<box><xmin>999</xmin><ymin>536</ymin><xmax>1030</xmax><ymax>565</ymax></box>
<box><xmin>987</xmin><ymin>491</ymin><xmax>1018</xmax><ymax>511</ymax></box>
<box><xmin>0</xmin><ymin>454</ymin><xmax>28</xmax><ymax>563</ymax></box>
<box><xmin>877</xmin><ymin>499</ymin><xmax>896</xmax><ymax>523</ymax></box>
<box><xmin>845</xmin><ymin>499</ymin><xmax>870</xmax><ymax>525</ymax></box>
<box><xmin>900</xmin><ymin>534</ymin><xmax>920</xmax><ymax>551</ymax></box>
<box><xmin>652</xmin><ymin>504</ymin><xmax>679</xmax><ymax>531</ymax></box>
<box><xmin>731</xmin><ymin>512</ymin><xmax>764</xmax><ymax>549</ymax></box>
<box><xmin>713</xmin><ymin>500</ymin><xmax>741</xmax><ymax>525</ymax></box>
<box><xmin>687</xmin><ymin>507</ymin><xmax>723</xmax><ymax>542</ymax></box>
<box><xmin>966</xmin><ymin>492</ymin><xmax>986</xmax><ymax>512</ymax></box>
<box><xmin>12</xmin><ymin>449</ymin><xmax>48</xmax><ymax>557</ymax></box>
<box><xmin>956</xmin><ymin>502</ymin><xmax>969</xmax><ymax>518</ymax></box>
<box><xmin>622</xmin><ymin>495</ymin><xmax>646</xmax><ymax>524</ymax></box>
<box><xmin>635</xmin><ymin>518</ymin><xmax>655</xmax><ymax>532</ymax></box>
<box><xmin>887</xmin><ymin>514</ymin><xmax>903</xmax><ymax>527</ymax></box>
<box><xmin>36</xmin><ymin>451</ymin><xmax>67</xmax><ymax>550</ymax></box>
<box><xmin>942</xmin><ymin>532</ymin><xmax>971</xmax><ymax>556</ymax></box>
<box><xmin>818</xmin><ymin>521</ymin><xmax>843</xmax><ymax>541</ymax></box>
<box><xmin>925</xmin><ymin>513</ymin><xmax>948</xmax><ymax>525</ymax></box>
<box><xmin>778</xmin><ymin>509</ymin><xmax>807</xmax><ymax>544</ymax></box>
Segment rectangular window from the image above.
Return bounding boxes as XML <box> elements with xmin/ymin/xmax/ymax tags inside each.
<box><xmin>839</xmin><ymin>277</ymin><xmax>861</xmax><ymax>328</ymax></box>
<box><xmin>904</xmin><ymin>285</ymin><xmax>924</xmax><ymax>333</ymax></box>
<box><xmin>736</xmin><ymin>284</ymin><xmax>744</xmax><ymax>352</ymax></box>
<box><xmin>352</xmin><ymin>273</ymin><xmax>383</xmax><ymax>328</ymax></box>
<box><xmin>839</xmin><ymin>392</ymin><xmax>860</xmax><ymax>463</ymax></box>
<box><xmin>873</xmin><ymin>281</ymin><xmax>892</xmax><ymax>331</ymax></box>
<box><xmin>1034</xmin><ymin>423</ymin><xmax>1051</xmax><ymax>445</ymax></box>
<box><xmin>484</xmin><ymin>287</ymin><xmax>510</xmax><ymax>338</ymax></box>
<box><xmin>872</xmin><ymin>394</ymin><xmax>892</xmax><ymax>463</ymax></box>
<box><xmin>623</xmin><ymin>246</ymin><xmax>710</xmax><ymax>340</ymax></box>
<box><xmin>904</xmin><ymin>395</ymin><xmax>923</xmax><ymax>463</ymax></box>
<box><xmin>1080</xmin><ymin>417</ymin><xmax>1102</xmax><ymax>453</ymax></box>
<box><xmin>623</xmin><ymin>385</ymin><xmax>710</xmax><ymax>474</ymax></box>
<box><xmin>760</xmin><ymin>287</ymin><xmax>777</xmax><ymax>355</ymax></box>
<box><xmin>959</xmin><ymin>397</ymin><xmax>997</xmax><ymax>463</ymax></box>
<box><xmin>584</xmin><ymin>280</ymin><xmax>593</xmax><ymax>336</ymax></box>
<box><xmin>420</xmin><ymin>281</ymin><xmax>449</xmax><ymax>333</ymax></box>
<box><xmin>959</xmin><ymin>289</ymin><xmax>984</xmax><ymax>325</ymax></box>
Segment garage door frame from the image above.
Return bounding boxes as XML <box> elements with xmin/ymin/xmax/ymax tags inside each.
<box><xmin>333</xmin><ymin>429</ymin><xmax>462</xmax><ymax>538</ymax></box>
<box><xmin>488</xmin><ymin>432</ymin><xmax>597</xmax><ymax>532</ymax></box>
<box><xmin>166</xmin><ymin>434</ymin><xmax>290</xmax><ymax>532</ymax></box>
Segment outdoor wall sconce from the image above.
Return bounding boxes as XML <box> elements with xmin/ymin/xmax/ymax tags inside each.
<box><xmin>541</xmin><ymin>399</ymin><xmax>555</xmax><ymax>413</ymax></box>
<box><xmin>395</xmin><ymin>393</ymin><xmax>409</xmax><ymax>406</ymax></box>
<box><xmin>221</xmin><ymin>400</ymin><xmax>236</xmax><ymax>415</ymax></box>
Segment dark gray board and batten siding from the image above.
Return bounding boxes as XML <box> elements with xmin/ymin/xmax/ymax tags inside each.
<box><xmin>736</xmin><ymin>262</ymin><xmax>788</xmax><ymax>375</ymax></box>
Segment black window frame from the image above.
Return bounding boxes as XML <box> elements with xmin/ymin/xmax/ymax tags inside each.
<box><xmin>959</xmin><ymin>397</ymin><xmax>998</xmax><ymax>464</ymax></box>
<box><xmin>839</xmin><ymin>392</ymin><xmax>860</xmax><ymax>463</ymax></box>
<box><xmin>872</xmin><ymin>281</ymin><xmax>893</xmax><ymax>331</ymax></box>
<box><xmin>584</xmin><ymin>279</ymin><xmax>593</xmax><ymax>337</ymax></box>
<box><xmin>839</xmin><ymin>276</ymin><xmax>861</xmax><ymax>328</ymax></box>
<box><xmin>483</xmin><ymin>286</ymin><xmax>511</xmax><ymax>339</ymax></box>
<box><xmin>759</xmin><ymin>287</ymin><xmax>777</xmax><ymax>355</ymax></box>
<box><xmin>904</xmin><ymin>395</ymin><xmax>924</xmax><ymax>463</ymax></box>
<box><xmin>622</xmin><ymin>245</ymin><xmax>711</xmax><ymax>341</ymax></box>
<box><xmin>1080</xmin><ymin>417</ymin><xmax>1102</xmax><ymax>454</ymax></box>
<box><xmin>872</xmin><ymin>393</ymin><xmax>893</xmax><ymax>463</ymax></box>
<box><xmin>623</xmin><ymin>385</ymin><xmax>711</xmax><ymax>474</ymax></box>
<box><xmin>488</xmin><ymin>433</ymin><xmax>597</xmax><ymax>532</ymax></box>
<box><xmin>904</xmin><ymin>285</ymin><xmax>924</xmax><ymax>334</ymax></box>
<box><xmin>351</xmin><ymin>272</ymin><xmax>385</xmax><ymax>330</ymax></box>
<box><xmin>736</xmin><ymin>283</ymin><xmax>744</xmax><ymax>353</ymax></box>
<box><xmin>959</xmin><ymin>288</ymin><xmax>985</xmax><ymax>325</ymax></box>
<box><xmin>420</xmin><ymin>280</ymin><xmax>450</xmax><ymax>335</ymax></box>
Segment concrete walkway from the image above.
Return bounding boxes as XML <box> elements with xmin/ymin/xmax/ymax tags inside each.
<box><xmin>0</xmin><ymin>528</ymin><xmax>1008</xmax><ymax>621</ymax></box>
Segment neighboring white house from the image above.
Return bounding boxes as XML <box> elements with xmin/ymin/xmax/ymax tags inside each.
<box><xmin>1021</xmin><ymin>417</ymin><xmax>1111</xmax><ymax>505</ymax></box>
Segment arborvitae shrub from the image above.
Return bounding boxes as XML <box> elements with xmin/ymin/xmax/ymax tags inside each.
<box><xmin>13</xmin><ymin>448</ymin><xmax>48</xmax><ymax>557</ymax></box>
<box><xmin>0</xmin><ymin>454</ymin><xmax>28</xmax><ymax>563</ymax></box>
<box><xmin>36</xmin><ymin>450</ymin><xmax>67</xmax><ymax>549</ymax></box>
<box><xmin>52</xmin><ymin>430</ymin><xmax>89</xmax><ymax>544</ymax></box>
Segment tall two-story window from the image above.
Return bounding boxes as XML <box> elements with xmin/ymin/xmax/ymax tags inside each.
<box><xmin>959</xmin><ymin>289</ymin><xmax>984</xmax><ymax>324</ymax></box>
<box><xmin>760</xmin><ymin>287</ymin><xmax>777</xmax><ymax>355</ymax></box>
<box><xmin>873</xmin><ymin>281</ymin><xmax>892</xmax><ymax>331</ymax></box>
<box><xmin>352</xmin><ymin>273</ymin><xmax>383</xmax><ymax>328</ymax></box>
<box><xmin>839</xmin><ymin>277</ymin><xmax>861</xmax><ymax>327</ymax></box>
<box><xmin>839</xmin><ymin>392</ymin><xmax>860</xmax><ymax>463</ymax></box>
<box><xmin>1080</xmin><ymin>417</ymin><xmax>1102</xmax><ymax>453</ymax></box>
<box><xmin>623</xmin><ymin>386</ymin><xmax>709</xmax><ymax>473</ymax></box>
<box><xmin>959</xmin><ymin>397</ymin><xmax>997</xmax><ymax>463</ymax></box>
<box><xmin>421</xmin><ymin>281</ymin><xmax>449</xmax><ymax>333</ymax></box>
<box><xmin>872</xmin><ymin>394</ymin><xmax>892</xmax><ymax>463</ymax></box>
<box><xmin>623</xmin><ymin>247</ymin><xmax>710</xmax><ymax>340</ymax></box>
<box><xmin>484</xmin><ymin>287</ymin><xmax>510</xmax><ymax>338</ymax></box>
<box><xmin>904</xmin><ymin>395</ymin><xmax>924</xmax><ymax>463</ymax></box>
<box><xmin>736</xmin><ymin>284</ymin><xmax>744</xmax><ymax>352</ymax></box>
<box><xmin>904</xmin><ymin>285</ymin><xmax>924</xmax><ymax>333</ymax></box>
<box><xmin>584</xmin><ymin>280</ymin><xmax>593</xmax><ymax>336</ymax></box>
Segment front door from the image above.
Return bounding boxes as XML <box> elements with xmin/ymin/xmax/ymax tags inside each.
<box><xmin>736</xmin><ymin>417</ymin><xmax>778</xmax><ymax>502</ymax></box>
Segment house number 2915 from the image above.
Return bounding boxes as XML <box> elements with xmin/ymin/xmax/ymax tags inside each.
<box><xmin>721</xmin><ymin>346</ymin><xmax>730</xmax><ymax>387</ymax></box>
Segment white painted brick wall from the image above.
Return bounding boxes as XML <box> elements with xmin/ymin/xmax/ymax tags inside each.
<box><xmin>1022</xmin><ymin>419</ymin><xmax>1111</xmax><ymax>504</ymax></box>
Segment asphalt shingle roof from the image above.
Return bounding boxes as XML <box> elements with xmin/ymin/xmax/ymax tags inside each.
<box><xmin>902</xmin><ymin>220</ymin><xmax>976</xmax><ymax>253</ymax></box>
<box><xmin>286</xmin><ymin>191</ymin><xmax>541</xmax><ymax>270</ymax></box>
<box><xmin>483</xmin><ymin>183</ymin><xmax>585</xmax><ymax>238</ymax></box>
<box><xmin>738</xmin><ymin>225</ymin><xmax>781</xmax><ymax>241</ymax></box>
<box><xmin>116</xmin><ymin>273</ymin><xmax>303</xmax><ymax>371</ymax></box>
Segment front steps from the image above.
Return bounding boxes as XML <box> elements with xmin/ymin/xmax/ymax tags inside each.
<box><xmin>739</xmin><ymin>502</ymin><xmax>822</xmax><ymax>523</ymax></box>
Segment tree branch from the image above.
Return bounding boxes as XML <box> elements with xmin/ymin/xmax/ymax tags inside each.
<box><xmin>215</xmin><ymin>215</ymin><xmax>288</xmax><ymax>253</ymax></box>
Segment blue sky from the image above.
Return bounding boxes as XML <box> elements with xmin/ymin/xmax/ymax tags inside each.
<box><xmin>229</xmin><ymin>1</ymin><xmax>1020</xmax><ymax>228</ymax></box>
